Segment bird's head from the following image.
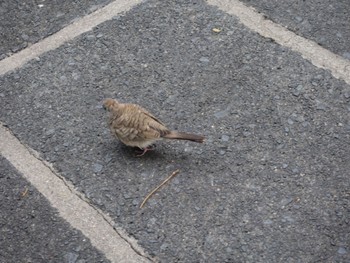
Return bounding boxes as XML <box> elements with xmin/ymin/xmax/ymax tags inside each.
<box><xmin>103</xmin><ymin>98</ymin><xmax>119</xmax><ymax>111</ymax></box>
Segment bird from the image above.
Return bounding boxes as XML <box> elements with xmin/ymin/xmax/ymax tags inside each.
<box><xmin>103</xmin><ymin>98</ymin><xmax>205</xmax><ymax>156</ymax></box>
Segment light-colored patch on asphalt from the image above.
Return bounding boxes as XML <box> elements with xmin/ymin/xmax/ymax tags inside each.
<box><xmin>0</xmin><ymin>0</ymin><xmax>143</xmax><ymax>76</ymax></box>
<box><xmin>0</xmin><ymin>124</ymin><xmax>153</xmax><ymax>263</ymax></box>
<box><xmin>207</xmin><ymin>0</ymin><xmax>350</xmax><ymax>85</ymax></box>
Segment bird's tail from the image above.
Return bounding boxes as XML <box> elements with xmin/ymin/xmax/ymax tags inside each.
<box><xmin>163</xmin><ymin>131</ymin><xmax>205</xmax><ymax>143</ymax></box>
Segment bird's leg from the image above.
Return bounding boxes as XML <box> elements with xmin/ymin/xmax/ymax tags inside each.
<box><xmin>135</xmin><ymin>144</ymin><xmax>156</xmax><ymax>157</ymax></box>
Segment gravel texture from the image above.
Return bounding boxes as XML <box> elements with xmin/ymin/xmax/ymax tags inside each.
<box><xmin>0</xmin><ymin>0</ymin><xmax>349</xmax><ymax>262</ymax></box>
<box><xmin>0</xmin><ymin>156</ymin><xmax>110</xmax><ymax>263</ymax></box>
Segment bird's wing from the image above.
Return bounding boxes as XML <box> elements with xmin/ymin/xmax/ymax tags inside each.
<box><xmin>138</xmin><ymin>107</ymin><xmax>171</xmax><ymax>137</ymax></box>
<box><xmin>111</xmin><ymin>104</ymin><xmax>169</xmax><ymax>143</ymax></box>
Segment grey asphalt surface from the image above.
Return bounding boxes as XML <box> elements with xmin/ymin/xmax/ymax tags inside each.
<box><xmin>0</xmin><ymin>156</ymin><xmax>110</xmax><ymax>263</ymax></box>
<box><xmin>240</xmin><ymin>0</ymin><xmax>350</xmax><ymax>59</ymax></box>
<box><xmin>1</xmin><ymin>0</ymin><xmax>350</xmax><ymax>262</ymax></box>
<box><xmin>0</xmin><ymin>0</ymin><xmax>112</xmax><ymax>59</ymax></box>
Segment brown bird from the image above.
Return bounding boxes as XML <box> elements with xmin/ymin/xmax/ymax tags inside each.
<box><xmin>103</xmin><ymin>98</ymin><xmax>205</xmax><ymax>156</ymax></box>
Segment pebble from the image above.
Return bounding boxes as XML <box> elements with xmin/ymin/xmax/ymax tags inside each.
<box><xmin>243</xmin><ymin>131</ymin><xmax>251</xmax><ymax>137</ymax></box>
<box><xmin>281</xmin><ymin>215</ymin><xmax>294</xmax><ymax>223</ymax></box>
<box><xmin>214</xmin><ymin>109</ymin><xmax>230</xmax><ymax>119</ymax></box>
<box><xmin>292</xmin><ymin>168</ymin><xmax>299</xmax><ymax>173</ymax></box>
<box><xmin>199</xmin><ymin>57</ymin><xmax>210</xmax><ymax>63</ymax></box>
<box><xmin>221</xmin><ymin>135</ymin><xmax>230</xmax><ymax>142</ymax></box>
<box><xmin>337</xmin><ymin>247</ymin><xmax>346</xmax><ymax>254</ymax></box>
<box><xmin>21</xmin><ymin>33</ymin><xmax>29</xmax><ymax>41</ymax></box>
<box><xmin>316</xmin><ymin>102</ymin><xmax>327</xmax><ymax>111</ymax></box>
<box><xmin>65</xmin><ymin>252</ymin><xmax>79</xmax><ymax>263</ymax></box>
<box><xmin>93</xmin><ymin>163</ymin><xmax>103</xmax><ymax>173</ymax></box>
<box><xmin>184</xmin><ymin>146</ymin><xmax>193</xmax><ymax>152</ymax></box>
<box><xmin>263</xmin><ymin>219</ymin><xmax>273</xmax><ymax>225</ymax></box>
<box><xmin>45</xmin><ymin>128</ymin><xmax>55</xmax><ymax>136</ymax></box>
<box><xmin>292</xmin><ymin>84</ymin><xmax>303</xmax><ymax>96</ymax></box>
<box><xmin>219</xmin><ymin>150</ymin><xmax>226</xmax><ymax>155</ymax></box>
<box><xmin>292</xmin><ymin>89</ymin><xmax>300</xmax><ymax>96</ymax></box>
<box><xmin>295</xmin><ymin>16</ymin><xmax>303</xmax><ymax>22</ymax></box>
<box><xmin>160</xmin><ymin>243</ymin><xmax>169</xmax><ymax>251</ymax></box>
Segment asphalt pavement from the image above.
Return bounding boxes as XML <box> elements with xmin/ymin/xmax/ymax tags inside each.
<box><xmin>1</xmin><ymin>0</ymin><xmax>349</xmax><ymax>262</ymax></box>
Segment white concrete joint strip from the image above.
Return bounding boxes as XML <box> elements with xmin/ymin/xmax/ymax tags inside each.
<box><xmin>207</xmin><ymin>0</ymin><xmax>350</xmax><ymax>85</ymax></box>
<box><xmin>0</xmin><ymin>0</ymin><xmax>143</xmax><ymax>76</ymax></box>
<box><xmin>0</xmin><ymin>124</ymin><xmax>153</xmax><ymax>263</ymax></box>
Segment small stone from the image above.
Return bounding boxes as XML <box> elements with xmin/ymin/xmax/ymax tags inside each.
<box><xmin>295</xmin><ymin>16</ymin><xmax>303</xmax><ymax>22</ymax></box>
<box><xmin>65</xmin><ymin>252</ymin><xmax>79</xmax><ymax>263</ymax></box>
<box><xmin>316</xmin><ymin>101</ymin><xmax>327</xmax><ymax>111</ymax></box>
<box><xmin>287</xmin><ymin>119</ymin><xmax>294</xmax><ymax>125</ymax></box>
<box><xmin>221</xmin><ymin>135</ymin><xmax>230</xmax><ymax>142</ymax></box>
<box><xmin>243</xmin><ymin>131</ymin><xmax>251</xmax><ymax>137</ymax></box>
<box><xmin>282</xmin><ymin>163</ymin><xmax>288</xmax><ymax>169</ymax></box>
<box><xmin>123</xmin><ymin>193</ymin><xmax>131</xmax><ymax>199</ymax></box>
<box><xmin>21</xmin><ymin>34</ymin><xmax>29</xmax><ymax>41</ymax></box>
<box><xmin>72</xmin><ymin>72</ymin><xmax>80</xmax><ymax>80</ymax></box>
<box><xmin>160</xmin><ymin>243</ymin><xmax>168</xmax><ymax>251</ymax></box>
<box><xmin>199</xmin><ymin>57</ymin><xmax>210</xmax><ymax>63</ymax></box>
<box><xmin>184</xmin><ymin>146</ymin><xmax>193</xmax><ymax>152</ymax></box>
<box><xmin>302</xmin><ymin>121</ymin><xmax>309</xmax><ymax>127</ymax></box>
<box><xmin>45</xmin><ymin>129</ymin><xmax>55</xmax><ymax>136</ymax></box>
<box><xmin>219</xmin><ymin>150</ymin><xmax>226</xmax><ymax>155</ymax></box>
<box><xmin>292</xmin><ymin>90</ymin><xmax>300</xmax><ymax>96</ymax></box>
<box><xmin>263</xmin><ymin>219</ymin><xmax>273</xmax><ymax>225</ymax></box>
<box><xmin>292</xmin><ymin>168</ymin><xmax>299</xmax><ymax>173</ymax></box>
<box><xmin>337</xmin><ymin>247</ymin><xmax>346</xmax><ymax>254</ymax></box>
<box><xmin>282</xmin><ymin>215</ymin><xmax>294</xmax><ymax>223</ymax></box>
<box><xmin>214</xmin><ymin>108</ymin><xmax>230</xmax><ymax>119</ymax></box>
<box><xmin>93</xmin><ymin>163</ymin><xmax>103</xmax><ymax>173</ymax></box>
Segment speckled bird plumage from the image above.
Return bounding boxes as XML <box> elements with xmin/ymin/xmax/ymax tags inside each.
<box><xmin>103</xmin><ymin>98</ymin><xmax>205</xmax><ymax>152</ymax></box>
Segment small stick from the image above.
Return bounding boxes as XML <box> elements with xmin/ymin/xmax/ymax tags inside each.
<box><xmin>140</xmin><ymin>169</ymin><xmax>180</xmax><ymax>208</ymax></box>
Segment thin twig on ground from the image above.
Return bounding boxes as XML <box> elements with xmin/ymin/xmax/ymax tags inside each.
<box><xmin>140</xmin><ymin>169</ymin><xmax>180</xmax><ymax>208</ymax></box>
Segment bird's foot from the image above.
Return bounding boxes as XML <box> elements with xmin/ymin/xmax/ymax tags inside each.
<box><xmin>135</xmin><ymin>145</ymin><xmax>156</xmax><ymax>157</ymax></box>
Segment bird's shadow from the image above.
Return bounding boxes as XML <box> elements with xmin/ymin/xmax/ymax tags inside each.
<box><xmin>117</xmin><ymin>143</ymin><xmax>168</xmax><ymax>161</ymax></box>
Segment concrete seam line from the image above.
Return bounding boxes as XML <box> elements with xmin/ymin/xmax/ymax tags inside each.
<box><xmin>207</xmin><ymin>0</ymin><xmax>350</xmax><ymax>85</ymax></box>
<box><xmin>0</xmin><ymin>0</ymin><xmax>143</xmax><ymax>76</ymax></box>
<box><xmin>0</xmin><ymin>124</ymin><xmax>154</xmax><ymax>263</ymax></box>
